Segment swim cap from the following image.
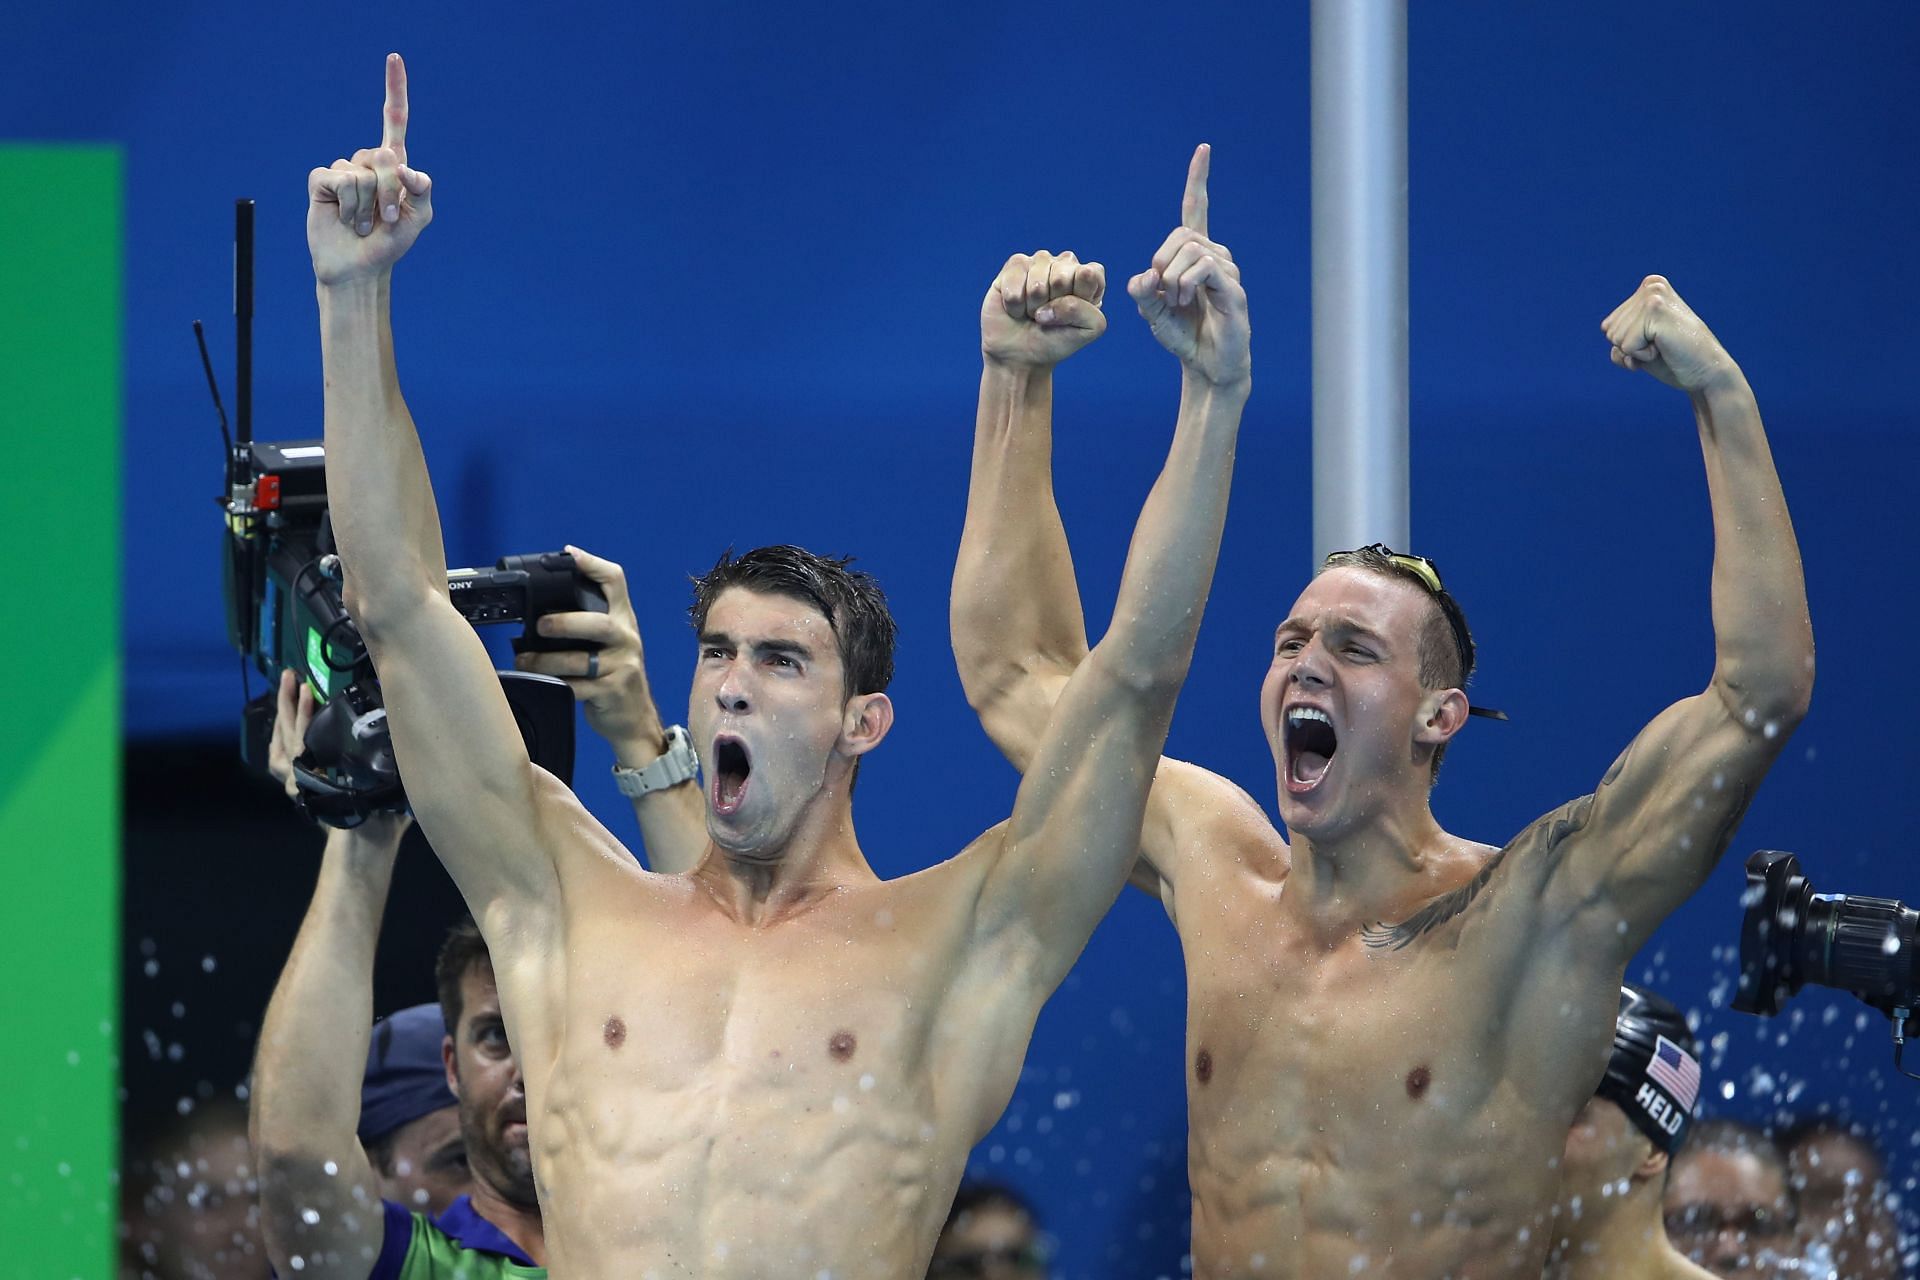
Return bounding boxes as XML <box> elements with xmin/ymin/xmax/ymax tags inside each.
<box><xmin>1595</xmin><ymin>984</ymin><xmax>1701</xmax><ymax>1154</ymax></box>
<box><xmin>359</xmin><ymin>1002</ymin><xmax>457</xmax><ymax>1143</ymax></box>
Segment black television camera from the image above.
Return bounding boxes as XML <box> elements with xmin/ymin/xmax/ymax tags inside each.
<box><xmin>1733</xmin><ymin>849</ymin><xmax>1919</xmax><ymax>1081</ymax></box>
<box><xmin>206</xmin><ymin>200</ymin><xmax>603</xmax><ymax>827</ymax></box>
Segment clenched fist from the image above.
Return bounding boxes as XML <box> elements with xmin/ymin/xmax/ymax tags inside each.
<box><xmin>307</xmin><ymin>53</ymin><xmax>434</xmax><ymax>287</ymax></box>
<box><xmin>982</xmin><ymin>250</ymin><xmax>1108</xmax><ymax>369</ymax></box>
<box><xmin>1602</xmin><ymin>275</ymin><xmax>1740</xmax><ymax>396</ymax></box>
<box><xmin>1129</xmin><ymin>145</ymin><xmax>1251</xmax><ymax>390</ymax></box>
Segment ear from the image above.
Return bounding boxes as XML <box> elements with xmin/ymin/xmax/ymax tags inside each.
<box><xmin>1633</xmin><ymin>1145</ymin><xmax>1669</xmax><ymax>1184</ymax></box>
<box><xmin>442</xmin><ymin>1033</ymin><xmax>462</xmax><ymax>1098</ymax></box>
<box><xmin>840</xmin><ymin>691</ymin><xmax>894</xmax><ymax>757</ymax></box>
<box><xmin>1414</xmin><ymin>687</ymin><xmax>1470</xmax><ymax>747</ymax></box>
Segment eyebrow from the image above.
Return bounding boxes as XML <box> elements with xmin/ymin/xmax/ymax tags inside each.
<box><xmin>1275</xmin><ymin>617</ymin><xmax>1392</xmax><ymax>648</ymax></box>
<box><xmin>699</xmin><ymin>631</ymin><xmax>816</xmax><ymax>662</ymax></box>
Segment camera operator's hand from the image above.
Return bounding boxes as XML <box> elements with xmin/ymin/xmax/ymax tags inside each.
<box><xmin>307</xmin><ymin>54</ymin><xmax>434</xmax><ymax>288</ymax></box>
<box><xmin>514</xmin><ymin>547</ymin><xmax>667</xmax><ymax>764</ymax></box>
<box><xmin>514</xmin><ymin>549</ymin><xmax>708</xmax><ymax>873</ymax></box>
<box><xmin>269</xmin><ymin>670</ymin><xmax>411</xmax><ymax>846</ymax></box>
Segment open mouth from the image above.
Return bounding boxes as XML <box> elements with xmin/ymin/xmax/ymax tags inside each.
<box><xmin>1283</xmin><ymin>706</ymin><xmax>1338</xmax><ymax>792</ymax></box>
<box><xmin>711</xmin><ymin>735</ymin><xmax>752</xmax><ymax>816</ymax></box>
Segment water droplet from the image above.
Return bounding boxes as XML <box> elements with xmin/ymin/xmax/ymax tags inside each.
<box><xmin>322</xmin><ymin>1160</ymin><xmax>338</xmax><ymax>1177</ymax></box>
<box><xmin>857</xmin><ymin>1073</ymin><xmax>875</xmax><ymax>1092</ymax></box>
<box><xmin>301</xmin><ymin>1208</ymin><xmax>320</xmax><ymax>1225</ymax></box>
<box><xmin>201</xmin><ymin>955</ymin><xmax>218</xmax><ymax>973</ymax></box>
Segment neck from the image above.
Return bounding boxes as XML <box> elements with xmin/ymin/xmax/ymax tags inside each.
<box><xmin>1278</xmin><ymin>776</ymin><xmax>1459</xmax><ymax>938</ymax></box>
<box><xmin>467</xmin><ymin>1177</ymin><xmax>546</xmax><ymax>1267</ymax></box>
<box><xmin>1546</xmin><ymin>1180</ymin><xmax>1697</xmax><ymax>1280</ymax></box>
<box><xmin>694</xmin><ymin>784</ymin><xmax>875</xmax><ymax>924</ymax></box>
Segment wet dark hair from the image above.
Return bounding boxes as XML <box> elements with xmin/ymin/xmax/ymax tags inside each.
<box><xmin>365</xmin><ymin>1130</ymin><xmax>399</xmax><ymax>1176</ymax></box>
<box><xmin>1777</xmin><ymin>1116</ymin><xmax>1887</xmax><ymax>1177</ymax></box>
<box><xmin>943</xmin><ymin>1178</ymin><xmax>1040</xmax><ymax>1231</ymax></box>
<box><xmin>433</xmin><ymin>917</ymin><xmax>493</xmax><ymax>1039</ymax></box>
<box><xmin>688</xmin><ymin>545</ymin><xmax>897</xmax><ymax>699</ymax></box>
<box><xmin>1316</xmin><ymin>546</ymin><xmax>1477</xmax><ymax>781</ymax></box>
<box><xmin>1679</xmin><ymin>1118</ymin><xmax>1795</xmax><ymax>1197</ymax></box>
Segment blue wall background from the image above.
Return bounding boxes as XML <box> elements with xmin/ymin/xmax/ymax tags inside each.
<box><xmin>10</xmin><ymin>3</ymin><xmax>1919</xmax><ymax>1274</ymax></box>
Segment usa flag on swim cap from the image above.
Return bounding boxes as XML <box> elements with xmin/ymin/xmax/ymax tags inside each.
<box><xmin>1648</xmin><ymin>1035</ymin><xmax>1700</xmax><ymax>1110</ymax></box>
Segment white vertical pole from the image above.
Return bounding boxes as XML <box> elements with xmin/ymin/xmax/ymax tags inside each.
<box><xmin>1310</xmin><ymin>0</ymin><xmax>1409</xmax><ymax>567</ymax></box>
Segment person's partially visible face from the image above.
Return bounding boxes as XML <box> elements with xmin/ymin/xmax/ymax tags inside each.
<box><xmin>375</xmin><ymin>1104</ymin><xmax>469</xmax><ymax>1214</ymax></box>
<box><xmin>1561</xmin><ymin>1096</ymin><xmax>1645</xmax><ymax>1192</ymax></box>
<box><xmin>1260</xmin><ymin>567</ymin><xmax>1444</xmax><ymax>838</ymax></box>
<box><xmin>1664</xmin><ymin>1148</ymin><xmax>1798</xmax><ymax>1280</ymax></box>
<box><xmin>1788</xmin><ymin>1130</ymin><xmax>1901</xmax><ymax>1280</ymax></box>
<box><xmin>444</xmin><ymin>962</ymin><xmax>534</xmax><ymax>1207</ymax></box>
<box><xmin>928</xmin><ymin>1201</ymin><xmax>1046</xmax><ymax>1280</ymax></box>
<box><xmin>119</xmin><ymin>1104</ymin><xmax>264</xmax><ymax>1280</ymax></box>
<box><xmin>690</xmin><ymin>587</ymin><xmax>853</xmax><ymax>858</ymax></box>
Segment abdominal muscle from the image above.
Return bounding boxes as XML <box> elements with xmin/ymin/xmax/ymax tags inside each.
<box><xmin>531</xmin><ymin>1053</ymin><xmax>944</xmax><ymax>1279</ymax></box>
<box><xmin>494</xmin><ymin>867</ymin><xmax>995</xmax><ymax>1280</ymax></box>
<box><xmin>1179</xmin><ymin>920</ymin><xmax>1583</xmax><ymax>1279</ymax></box>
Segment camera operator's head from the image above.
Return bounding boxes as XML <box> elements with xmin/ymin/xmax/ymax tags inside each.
<box><xmin>360</xmin><ymin>1002</ymin><xmax>467</xmax><ymax>1213</ymax></box>
<box><xmin>687</xmin><ymin>546</ymin><xmax>898</xmax><ymax>860</ymax></box>
<box><xmin>435</xmin><ymin>918</ymin><xmax>536</xmax><ymax>1210</ymax></box>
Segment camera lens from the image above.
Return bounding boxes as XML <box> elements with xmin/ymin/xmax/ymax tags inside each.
<box><xmin>1736</xmin><ymin>850</ymin><xmax>1919</xmax><ymax>1018</ymax></box>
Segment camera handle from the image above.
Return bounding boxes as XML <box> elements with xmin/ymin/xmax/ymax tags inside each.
<box><xmin>1895</xmin><ymin>1008</ymin><xmax>1920</xmax><ymax>1083</ymax></box>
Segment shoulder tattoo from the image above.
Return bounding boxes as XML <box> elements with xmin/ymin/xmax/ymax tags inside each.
<box><xmin>1363</xmin><ymin>791</ymin><xmax>1599</xmax><ymax>951</ymax></box>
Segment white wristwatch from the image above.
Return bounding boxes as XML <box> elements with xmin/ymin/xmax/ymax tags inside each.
<box><xmin>612</xmin><ymin>724</ymin><xmax>701</xmax><ymax>797</ymax></box>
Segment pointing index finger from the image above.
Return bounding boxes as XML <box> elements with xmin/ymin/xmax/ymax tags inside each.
<box><xmin>383</xmin><ymin>53</ymin><xmax>409</xmax><ymax>164</ymax></box>
<box><xmin>1181</xmin><ymin>143</ymin><xmax>1211</xmax><ymax>236</ymax></box>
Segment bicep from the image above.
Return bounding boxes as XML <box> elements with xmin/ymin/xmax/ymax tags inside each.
<box><xmin>1545</xmin><ymin>691</ymin><xmax>1777</xmax><ymax>955</ymax></box>
<box><xmin>362</xmin><ymin>595</ymin><xmax>560</xmax><ymax>909</ymax></box>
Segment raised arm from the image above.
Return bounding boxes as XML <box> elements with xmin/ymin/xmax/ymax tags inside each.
<box><xmin>514</xmin><ymin>546</ymin><xmax>709</xmax><ymax>872</ymax></box>
<box><xmin>952</xmin><ymin>146</ymin><xmax>1269</xmax><ymax>896</ymax></box>
<box><xmin>1542</xmin><ymin>276</ymin><xmax>1814</xmax><ymax>961</ymax></box>
<box><xmin>312</xmin><ymin>55</ymin><xmax>574</xmax><ymax>919</ymax></box>
<box><xmin>251</xmin><ymin>673</ymin><xmax>412</xmax><ymax>1279</ymax></box>
<box><xmin>971</xmin><ymin>150</ymin><xmax>1253</xmax><ymax>991</ymax></box>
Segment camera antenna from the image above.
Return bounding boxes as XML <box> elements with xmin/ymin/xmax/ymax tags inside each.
<box><xmin>192</xmin><ymin>320</ymin><xmax>232</xmax><ymax>457</ymax></box>
<box><xmin>232</xmin><ymin>198</ymin><xmax>255</xmax><ymax>488</ymax></box>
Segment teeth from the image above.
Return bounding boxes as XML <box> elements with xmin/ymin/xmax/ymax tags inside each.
<box><xmin>1287</xmin><ymin>707</ymin><xmax>1330</xmax><ymax>727</ymax></box>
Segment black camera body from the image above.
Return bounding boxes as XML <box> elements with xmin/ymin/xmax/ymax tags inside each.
<box><xmin>204</xmin><ymin>200</ymin><xmax>602</xmax><ymax>828</ymax></box>
<box><xmin>1734</xmin><ymin>850</ymin><xmax>1918</xmax><ymax>1019</ymax></box>
<box><xmin>447</xmin><ymin>552</ymin><xmax>609</xmax><ymax>654</ymax></box>
<box><xmin>222</xmin><ymin>438</ymin><xmax>602</xmax><ymax>826</ymax></box>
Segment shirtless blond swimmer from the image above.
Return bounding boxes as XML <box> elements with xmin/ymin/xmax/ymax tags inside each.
<box><xmin>952</xmin><ymin>245</ymin><xmax>1812</xmax><ymax>1277</ymax></box>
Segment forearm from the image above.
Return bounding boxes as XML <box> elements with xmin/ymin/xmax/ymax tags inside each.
<box><xmin>1104</xmin><ymin>371</ymin><xmax>1247</xmax><ymax>689</ymax></box>
<box><xmin>952</xmin><ymin>361</ymin><xmax>1090</xmax><ymax>760</ymax></box>
<box><xmin>1694</xmin><ymin>371</ymin><xmax>1815</xmax><ymax>718</ymax></box>
<box><xmin>319</xmin><ymin>276</ymin><xmax>449</xmax><ymax>626</ymax></box>
<box><xmin>628</xmin><ymin>785</ymin><xmax>708</xmax><ymax>873</ymax></box>
<box><xmin>250</xmin><ymin>825</ymin><xmax>403</xmax><ymax>1154</ymax></box>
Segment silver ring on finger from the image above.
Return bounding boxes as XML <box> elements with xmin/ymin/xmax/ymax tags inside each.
<box><xmin>586</xmin><ymin>651</ymin><xmax>600</xmax><ymax>680</ymax></box>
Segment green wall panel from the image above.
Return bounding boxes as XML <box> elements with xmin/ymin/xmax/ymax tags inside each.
<box><xmin>0</xmin><ymin>145</ymin><xmax>122</xmax><ymax>1279</ymax></box>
